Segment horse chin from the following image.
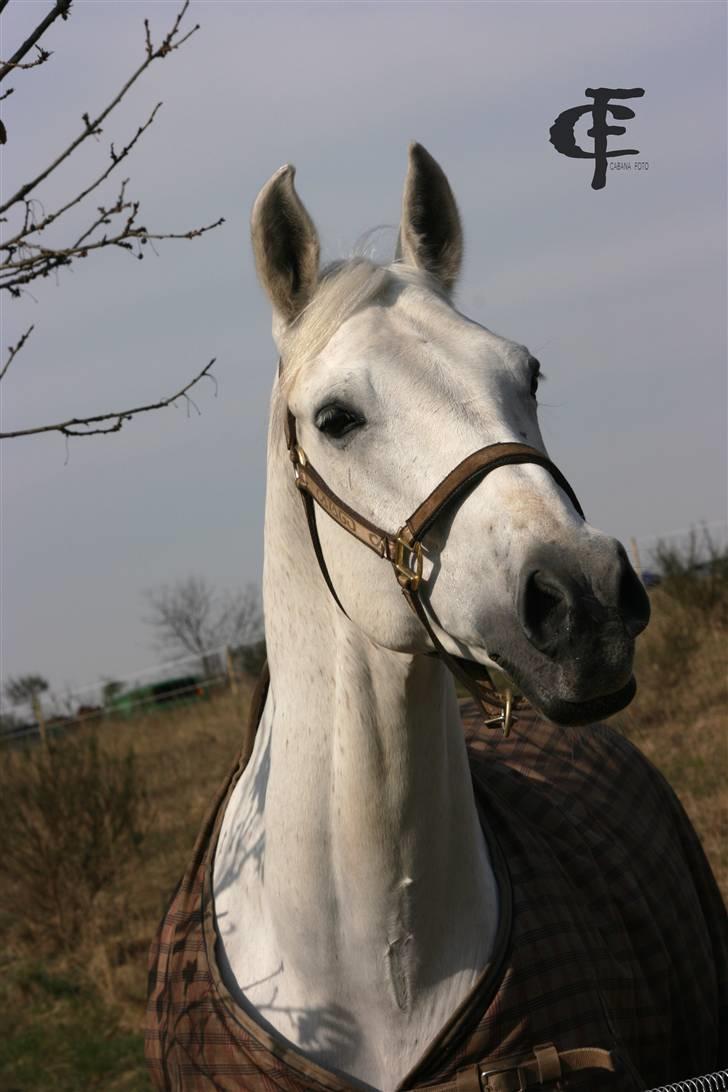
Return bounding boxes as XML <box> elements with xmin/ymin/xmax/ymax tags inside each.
<box><xmin>451</xmin><ymin>642</ymin><xmax>641</xmax><ymax>729</ymax></box>
<box><xmin>485</xmin><ymin>654</ymin><xmax>637</xmax><ymax>727</ymax></box>
<box><xmin>526</xmin><ymin>675</ymin><xmax>637</xmax><ymax>726</ymax></box>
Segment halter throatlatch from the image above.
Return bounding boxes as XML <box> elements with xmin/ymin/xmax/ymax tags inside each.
<box><xmin>284</xmin><ymin>400</ymin><xmax>585</xmax><ymax>736</ymax></box>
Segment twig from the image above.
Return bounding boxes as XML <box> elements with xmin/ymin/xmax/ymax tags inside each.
<box><xmin>0</xmin><ymin>1</ymin><xmax>197</xmax><ymax>214</ymax></box>
<box><xmin>0</xmin><ymin>215</ymin><xmax>225</xmax><ymax>293</ymax></box>
<box><xmin>0</xmin><ymin>323</ymin><xmax>34</xmax><ymax>381</ymax></box>
<box><xmin>0</xmin><ymin>0</ymin><xmax>71</xmax><ymax>85</ymax></box>
<box><xmin>0</xmin><ymin>358</ymin><xmax>217</xmax><ymax>439</ymax></box>
<box><xmin>0</xmin><ymin>45</ymin><xmax>52</xmax><ymax>73</ymax></box>
<box><xmin>2</xmin><ymin>103</ymin><xmax>162</xmax><ymax>248</ymax></box>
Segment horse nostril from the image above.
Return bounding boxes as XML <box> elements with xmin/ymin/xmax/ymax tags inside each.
<box><xmin>517</xmin><ymin>542</ymin><xmax>650</xmax><ymax>662</ymax></box>
<box><xmin>617</xmin><ymin>554</ymin><xmax>651</xmax><ymax>637</ymax></box>
<box><xmin>519</xmin><ymin>570</ymin><xmax>570</xmax><ymax>654</ymax></box>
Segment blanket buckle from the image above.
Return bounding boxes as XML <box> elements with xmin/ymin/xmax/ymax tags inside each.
<box><xmin>479</xmin><ymin>1062</ymin><xmax>528</xmax><ymax>1091</ymax></box>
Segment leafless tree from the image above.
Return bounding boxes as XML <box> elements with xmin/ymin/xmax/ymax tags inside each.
<box><xmin>145</xmin><ymin>576</ymin><xmax>263</xmax><ymax>675</ymax></box>
<box><xmin>0</xmin><ymin>0</ymin><xmax>223</xmax><ymax>441</ymax></box>
<box><xmin>4</xmin><ymin>672</ymin><xmax>49</xmax><ymax>714</ymax></box>
<box><xmin>4</xmin><ymin>674</ymin><xmax>50</xmax><ymax>739</ymax></box>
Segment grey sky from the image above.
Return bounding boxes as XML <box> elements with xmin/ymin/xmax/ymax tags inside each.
<box><xmin>1</xmin><ymin>0</ymin><xmax>726</xmax><ymax>699</ymax></box>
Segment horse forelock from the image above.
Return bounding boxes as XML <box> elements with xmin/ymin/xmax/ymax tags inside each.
<box><xmin>276</xmin><ymin>256</ymin><xmax>447</xmax><ymax>398</ymax></box>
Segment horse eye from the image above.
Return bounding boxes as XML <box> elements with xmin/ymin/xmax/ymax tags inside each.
<box><xmin>315</xmin><ymin>404</ymin><xmax>363</xmax><ymax>439</ymax></box>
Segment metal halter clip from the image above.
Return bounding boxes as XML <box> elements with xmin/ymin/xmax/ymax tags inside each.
<box><xmin>290</xmin><ymin>444</ymin><xmax>308</xmax><ymax>485</ymax></box>
<box><xmin>393</xmin><ymin>534</ymin><xmax>424</xmax><ymax>590</ymax></box>
<box><xmin>483</xmin><ymin>690</ymin><xmax>515</xmax><ymax>738</ymax></box>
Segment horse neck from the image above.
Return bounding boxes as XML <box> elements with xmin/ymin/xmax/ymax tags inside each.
<box><xmin>260</xmin><ymin>396</ymin><xmax>497</xmax><ymax>1004</ymax></box>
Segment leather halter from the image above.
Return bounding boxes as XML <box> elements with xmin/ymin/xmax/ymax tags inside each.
<box><xmin>284</xmin><ymin>396</ymin><xmax>585</xmax><ymax>734</ymax></box>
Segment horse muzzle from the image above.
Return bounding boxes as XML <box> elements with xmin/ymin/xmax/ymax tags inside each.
<box><xmin>489</xmin><ymin>538</ymin><xmax>650</xmax><ymax>725</ymax></box>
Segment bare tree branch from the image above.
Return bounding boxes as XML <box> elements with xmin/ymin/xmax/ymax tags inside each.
<box><xmin>1</xmin><ymin>205</ymin><xmax>225</xmax><ymax>294</ymax></box>
<box><xmin>1</xmin><ymin>1</ymin><xmax>223</xmax><ymax>446</ymax></box>
<box><xmin>0</xmin><ymin>323</ymin><xmax>33</xmax><ymax>381</ymax></box>
<box><xmin>0</xmin><ymin>1</ymin><xmax>197</xmax><ymax>214</ymax></box>
<box><xmin>4</xmin><ymin>673</ymin><xmax>49</xmax><ymax>708</ymax></box>
<box><xmin>0</xmin><ymin>45</ymin><xmax>53</xmax><ymax>73</ymax></box>
<box><xmin>147</xmin><ymin>576</ymin><xmax>216</xmax><ymax>663</ymax></box>
<box><xmin>2</xmin><ymin>103</ymin><xmax>163</xmax><ymax>249</ymax></box>
<box><xmin>217</xmin><ymin>586</ymin><xmax>264</xmax><ymax>650</ymax></box>
<box><xmin>145</xmin><ymin>576</ymin><xmax>263</xmax><ymax>673</ymax></box>
<box><xmin>0</xmin><ymin>0</ymin><xmax>71</xmax><ymax>85</ymax></box>
<box><xmin>0</xmin><ymin>358</ymin><xmax>217</xmax><ymax>439</ymax></box>
<box><xmin>0</xmin><ymin>2</ymin><xmax>13</xmax><ymax>19</ymax></box>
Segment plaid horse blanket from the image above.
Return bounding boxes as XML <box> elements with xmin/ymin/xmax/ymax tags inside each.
<box><xmin>145</xmin><ymin>673</ymin><xmax>728</xmax><ymax>1091</ymax></box>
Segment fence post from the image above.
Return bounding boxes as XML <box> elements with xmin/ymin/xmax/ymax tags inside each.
<box><xmin>32</xmin><ymin>694</ymin><xmax>48</xmax><ymax>750</ymax></box>
<box><xmin>225</xmin><ymin>646</ymin><xmax>238</xmax><ymax>696</ymax></box>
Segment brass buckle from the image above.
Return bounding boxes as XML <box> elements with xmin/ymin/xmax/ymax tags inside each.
<box><xmin>290</xmin><ymin>444</ymin><xmax>307</xmax><ymax>484</ymax></box>
<box><xmin>393</xmin><ymin>534</ymin><xmax>423</xmax><ymax>590</ymax></box>
<box><xmin>483</xmin><ymin>690</ymin><xmax>515</xmax><ymax>737</ymax></box>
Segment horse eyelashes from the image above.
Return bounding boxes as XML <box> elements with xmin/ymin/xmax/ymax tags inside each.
<box><xmin>315</xmin><ymin>404</ymin><xmax>363</xmax><ymax>439</ymax></box>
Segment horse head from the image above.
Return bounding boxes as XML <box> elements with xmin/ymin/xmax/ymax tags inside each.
<box><xmin>251</xmin><ymin>143</ymin><xmax>650</xmax><ymax>726</ymax></box>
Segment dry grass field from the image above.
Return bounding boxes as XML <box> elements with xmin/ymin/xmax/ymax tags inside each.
<box><xmin>0</xmin><ymin>563</ymin><xmax>725</xmax><ymax>1091</ymax></box>
<box><xmin>0</xmin><ymin>687</ymin><xmax>253</xmax><ymax>1092</ymax></box>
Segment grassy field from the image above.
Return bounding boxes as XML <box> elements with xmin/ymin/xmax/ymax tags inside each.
<box><xmin>0</xmin><ymin>571</ymin><xmax>725</xmax><ymax>1091</ymax></box>
<box><xmin>0</xmin><ymin>689</ymin><xmax>252</xmax><ymax>1092</ymax></box>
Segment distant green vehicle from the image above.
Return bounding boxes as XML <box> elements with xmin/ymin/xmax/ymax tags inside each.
<box><xmin>108</xmin><ymin>675</ymin><xmax>209</xmax><ymax>718</ymax></box>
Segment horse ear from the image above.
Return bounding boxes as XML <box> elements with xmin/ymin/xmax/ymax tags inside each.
<box><xmin>395</xmin><ymin>142</ymin><xmax>463</xmax><ymax>295</ymax></box>
<box><xmin>251</xmin><ymin>164</ymin><xmax>320</xmax><ymax>326</ymax></box>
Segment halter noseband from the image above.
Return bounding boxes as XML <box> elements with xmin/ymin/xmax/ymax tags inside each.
<box><xmin>284</xmin><ymin>396</ymin><xmax>584</xmax><ymax>735</ymax></box>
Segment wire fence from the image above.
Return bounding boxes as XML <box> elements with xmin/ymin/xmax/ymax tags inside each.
<box><xmin>0</xmin><ymin>644</ymin><xmax>256</xmax><ymax>748</ymax></box>
<box><xmin>628</xmin><ymin>520</ymin><xmax>727</xmax><ymax>585</ymax></box>
<box><xmin>2</xmin><ymin>521</ymin><xmax>725</xmax><ymax>748</ymax></box>
<box><xmin>634</xmin><ymin>519</ymin><xmax>727</xmax><ymax>564</ymax></box>
<box><xmin>60</xmin><ymin>644</ymin><xmax>230</xmax><ymax>707</ymax></box>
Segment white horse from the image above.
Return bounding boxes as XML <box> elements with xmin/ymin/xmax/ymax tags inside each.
<box><xmin>209</xmin><ymin>144</ymin><xmax>658</xmax><ymax>1090</ymax></box>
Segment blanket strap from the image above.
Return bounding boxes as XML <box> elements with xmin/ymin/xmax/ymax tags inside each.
<box><xmin>422</xmin><ymin>1043</ymin><xmax>616</xmax><ymax>1091</ymax></box>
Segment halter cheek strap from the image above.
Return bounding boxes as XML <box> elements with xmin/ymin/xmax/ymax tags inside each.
<box><xmin>284</xmin><ymin>405</ymin><xmax>585</xmax><ymax>734</ymax></box>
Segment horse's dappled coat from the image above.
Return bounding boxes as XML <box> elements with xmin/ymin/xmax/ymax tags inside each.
<box><xmin>145</xmin><ymin>672</ymin><xmax>728</xmax><ymax>1091</ymax></box>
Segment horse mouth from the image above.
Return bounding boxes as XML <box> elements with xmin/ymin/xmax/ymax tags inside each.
<box><xmin>531</xmin><ymin>676</ymin><xmax>637</xmax><ymax>726</ymax></box>
<box><xmin>454</xmin><ymin>654</ymin><xmax>636</xmax><ymax>727</ymax></box>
